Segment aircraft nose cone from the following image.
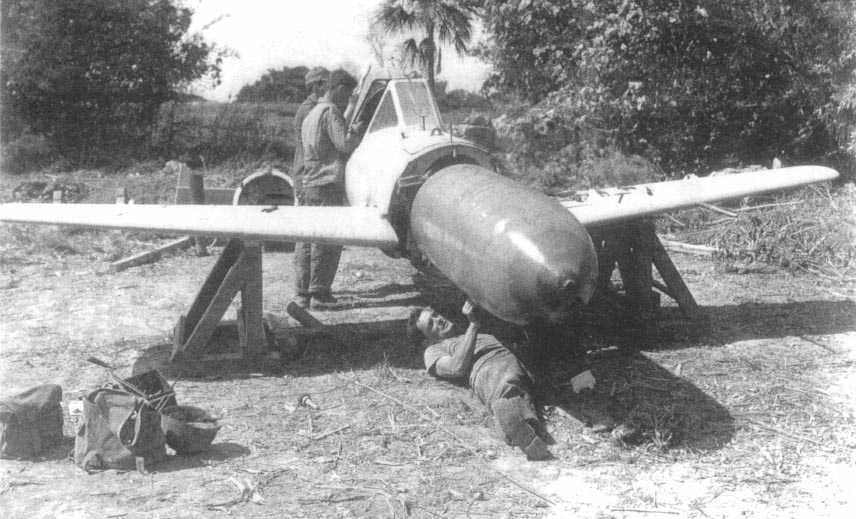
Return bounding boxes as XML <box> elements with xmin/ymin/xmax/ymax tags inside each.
<box><xmin>532</xmin><ymin>264</ymin><xmax>596</xmax><ymax>325</ymax></box>
<box><xmin>410</xmin><ymin>164</ymin><xmax>599</xmax><ymax>325</ymax></box>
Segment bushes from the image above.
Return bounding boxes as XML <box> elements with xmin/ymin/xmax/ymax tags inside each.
<box><xmin>150</xmin><ymin>101</ymin><xmax>297</xmax><ymax>165</ymax></box>
<box><xmin>1</xmin><ymin>132</ymin><xmax>58</xmax><ymax>174</ymax></box>
<box><xmin>479</xmin><ymin>1</ymin><xmax>856</xmax><ymax>176</ymax></box>
<box><xmin>672</xmin><ymin>186</ymin><xmax>856</xmax><ymax>277</ymax></box>
<box><xmin>492</xmin><ymin>103</ymin><xmax>661</xmax><ymax>193</ymax></box>
<box><xmin>1</xmin><ymin>0</ymin><xmax>224</xmax><ymax>170</ymax></box>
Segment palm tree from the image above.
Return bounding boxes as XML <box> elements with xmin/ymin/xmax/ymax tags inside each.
<box><xmin>374</xmin><ymin>0</ymin><xmax>475</xmax><ymax>95</ymax></box>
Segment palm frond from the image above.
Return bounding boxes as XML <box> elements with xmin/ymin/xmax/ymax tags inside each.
<box><xmin>375</xmin><ymin>1</ymin><xmax>417</xmax><ymax>33</ymax></box>
<box><xmin>402</xmin><ymin>38</ymin><xmax>422</xmax><ymax>67</ymax></box>
<box><xmin>434</xmin><ymin>2</ymin><xmax>473</xmax><ymax>51</ymax></box>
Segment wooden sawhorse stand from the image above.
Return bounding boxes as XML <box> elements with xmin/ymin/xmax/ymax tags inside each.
<box><xmin>589</xmin><ymin>219</ymin><xmax>707</xmax><ymax>340</ymax></box>
<box><xmin>171</xmin><ymin>238</ymin><xmax>273</xmax><ymax>363</ymax></box>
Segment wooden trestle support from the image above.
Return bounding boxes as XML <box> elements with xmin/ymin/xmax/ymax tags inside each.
<box><xmin>589</xmin><ymin>219</ymin><xmax>707</xmax><ymax>341</ymax></box>
<box><xmin>171</xmin><ymin>238</ymin><xmax>272</xmax><ymax>362</ymax></box>
<box><xmin>170</xmin><ymin>220</ymin><xmax>705</xmax><ymax>362</ymax></box>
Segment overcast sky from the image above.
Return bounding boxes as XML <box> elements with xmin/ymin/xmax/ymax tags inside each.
<box><xmin>186</xmin><ymin>0</ymin><xmax>492</xmax><ymax>101</ymax></box>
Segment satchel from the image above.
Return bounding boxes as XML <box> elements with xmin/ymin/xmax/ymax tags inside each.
<box><xmin>74</xmin><ymin>387</ymin><xmax>166</xmax><ymax>472</ymax></box>
<box><xmin>0</xmin><ymin>384</ymin><xmax>64</xmax><ymax>459</ymax></box>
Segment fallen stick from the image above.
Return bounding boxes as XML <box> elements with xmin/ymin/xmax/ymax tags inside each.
<box><xmin>110</xmin><ymin>236</ymin><xmax>193</xmax><ymax>272</ymax></box>
<box><xmin>312</xmin><ymin>424</ymin><xmax>353</xmax><ymax>441</ymax></box>
<box><xmin>697</xmin><ymin>202</ymin><xmax>737</xmax><ymax>218</ymax></box>
<box><xmin>353</xmin><ymin>377</ymin><xmax>441</xmax><ymax>418</ymax></box>
<box><xmin>799</xmin><ymin>335</ymin><xmax>838</xmax><ymax>354</ymax></box>
<box><xmin>739</xmin><ymin>417</ymin><xmax>839</xmax><ymax>452</ymax></box>
<box><xmin>348</xmin><ymin>376</ymin><xmax>556</xmax><ymax>506</ymax></box>
<box><xmin>610</xmin><ymin>508</ymin><xmax>680</xmax><ymax>515</ymax></box>
<box><xmin>736</xmin><ymin>200</ymin><xmax>803</xmax><ymax>212</ymax></box>
<box><xmin>658</xmin><ymin>238</ymin><xmax>718</xmax><ymax>257</ymax></box>
<box><xmin>663</xmin><ymin>214</ymin><xmax>686</xmax><ymax>228</ymax></box>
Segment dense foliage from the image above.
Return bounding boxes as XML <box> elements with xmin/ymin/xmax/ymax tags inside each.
<box><xmin>234</xmin><ymin>66</ymin><xmax>312</xmax><ymax>103</ymax></box>
<box><xmin>477</xmin><ymin>0</ymin><xmax>856</xmax><ymax>177</ymax></box>
<box><xmin>1</xmin><ymin>0</ymin><xmax>222</xmax><ymax>160</ymax></box>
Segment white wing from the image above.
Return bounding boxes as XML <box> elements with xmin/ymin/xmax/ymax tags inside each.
<box><xmin>562</xmin><ymin>166</ymin><xmax>838</xmax><ymax>227</ymax></box>
<box><xmin>0</xmin><ymin>204</ymin><xmax>399</xmax><ymax>248</ymax></box>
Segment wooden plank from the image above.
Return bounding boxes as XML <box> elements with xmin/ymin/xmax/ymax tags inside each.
<box><xmin>110</xmin><ymin>236</ymin><xmax>192</xmax><ymax>272</ymax></box>
<box><xmin>652</xmin><ymin>279</ymin><xmax>677</xmax><ymax>300</ymax></box>
<box><xmin>238</xmin><ymin>242</ymin><xmax>265</xmax><ymax>358</ymax></box>
<box><xmin>616</xmin><ymin>221</ymin><xmax>656</xmax><ymax>321</ymax></box>
<box><xmin>183</xmin><ymin>239</ymin><xmax>244</xmax><ymax>331</ymax></box>
<box><xmin>651</xmin><ymin>235</ymin><xmax>703</xmax><ymax>320</ymax></box>
<box><xmin>115</xmin><ymin>187</ymin><xmax>128</xmax><ymax>205</ymax></box>
<box><xmin>189</xmin><ymin>173</ymin><xmax>209</xmax><ymax>256</ymax></box>
<box><xmin>285</xmin><ymin>301</ymin><xmax>326</xmax><ymax>329</ymax></box>
<box><xmin>179</xmin><ymin>252</ymin><xmax>246</xmax><ymax>355</ymax></box>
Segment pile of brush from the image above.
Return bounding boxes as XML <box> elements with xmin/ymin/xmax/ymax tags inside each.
<box><xmin>667</xmin><ymin>185</ymin><xmax>855</xmax><ymax>279</ymax></box>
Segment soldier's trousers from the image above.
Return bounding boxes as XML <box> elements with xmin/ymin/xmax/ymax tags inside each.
<box><xmin>293</xmin><ymin>184</ymin><xmax>344</xmax><ymax>297</ymax></box>
<box><xmin>469</xmin><ymin>349</ymin><xmax>542</xmax><ymax>446</ymax></box>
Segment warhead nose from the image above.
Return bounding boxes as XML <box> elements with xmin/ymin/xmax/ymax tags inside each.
<box><xmin>410</xmin><ymin>163</ymin><xmax>599</xmax><ymax>325</ymax></box>
<box><xmin>535</xmin><ymin>272</ymin><xmax>585</xmax><ymax>323</ymax></box>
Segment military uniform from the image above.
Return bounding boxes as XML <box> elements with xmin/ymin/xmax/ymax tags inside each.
<box><xmin>291</xmin><ymin>92</ymin><xmax>319</xmax><ymax>181</ymax></box>
<box><xmin>293</xmin><ymin>99</ymin><xmax>360</xmax><ymax>303</ymax></box>
<box><xmin>291</xmin><ymin>67</ymin><xmax>329</xmax><ymax>190</ymax></box>
<box><xmin>424</xmin><ymin>335</ymin><xmax>549</xmax><ymax>459</ymax></box>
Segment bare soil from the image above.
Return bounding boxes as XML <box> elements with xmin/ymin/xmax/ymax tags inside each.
<box><xmin>1</xmin><ymin>173</ymin><xmax>855</xmax><ymax>518</ymax></box>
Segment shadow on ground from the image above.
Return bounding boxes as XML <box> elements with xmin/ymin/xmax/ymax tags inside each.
<box><xmin>584</xmin><ymin>299</ymin><xmax>856</xmax><ymax>351</ymax></box>
<box><xmin>545</xmin><ymin>348</ymin><xmax>735</xmax><ymax>451</ymax></box>
<box><xmin>129</xmin><ymin>308</ymin><xmax>736</xmax><ymax>453</ymax></box>
<box><xmin>153</xmin><ymin>442</ymin><xmax>251</xmax><ymax>473</ymax></box>
<box><xmin>131</xmin><ymin>317</ymin><xmax>419</xmax><ymax>380</ymax></box>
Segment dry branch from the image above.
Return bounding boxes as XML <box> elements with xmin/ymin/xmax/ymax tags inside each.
<box><xmin>658</xmin><ymin>237</ymin><xmax>718</xmax><ymax>256</ymax></box>
<box><xmin>110</xmin><ymin>236</ymin><xmax>192</xmax><ymax>272</ymax></box>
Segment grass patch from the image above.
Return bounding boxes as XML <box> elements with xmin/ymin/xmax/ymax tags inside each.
<box><xmin>666</xmin><ymin>185</ymin><xmax>856</xmax><ymax>278</ymax></box>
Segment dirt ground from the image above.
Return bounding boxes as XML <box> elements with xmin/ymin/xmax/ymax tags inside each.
<box><xmin>1</xmin><ymin>224</ymin><xmax>854</xmax><ymax>519</ymax></box>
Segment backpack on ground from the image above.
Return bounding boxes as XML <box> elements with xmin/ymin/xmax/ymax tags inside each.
<box><xmin>0</xmin><ymin>384</ymin><xmax>64</xmax><ymax>459</ymax></box>
<box><xmin>74</xmin><ymin>387</ymin><xmax>167</xmax><ymax>473</ymax></box>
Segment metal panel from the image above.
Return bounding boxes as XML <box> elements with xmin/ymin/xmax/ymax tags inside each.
<box><xmin>563</xmin><ymin>166</ymin><xmax>839</xmax><ymax>227</ymax></box>
<box><xmin>0</xmin><ymin>204</ymin><xmax>399</xmax><ymax>248</ymax></box>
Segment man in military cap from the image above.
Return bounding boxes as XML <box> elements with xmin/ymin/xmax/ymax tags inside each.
<box><xmin>293</xmin><ymin>69</ymin><xmax>362</xmax><ymax>309</ymax></box>
<box><xmin>292</xmin><ymin>66</ymin><xmax>330</xmax><ymax>183</ymax></box>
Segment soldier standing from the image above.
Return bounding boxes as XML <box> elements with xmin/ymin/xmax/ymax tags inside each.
<box><xmin>293</xmin><ymin>69</ymin><xmax>361</xmax><ymax>309</ymax></box>
<box><xmin>292</xmin><ymin>67</ymin><xmax>330</xmax><ymax>187</ymax></box>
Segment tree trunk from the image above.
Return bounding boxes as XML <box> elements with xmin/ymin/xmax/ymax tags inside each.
<box><xmin>424</xmin><ymin>26</ymin><xmax>436</xmax><ymax>97</ymax></box>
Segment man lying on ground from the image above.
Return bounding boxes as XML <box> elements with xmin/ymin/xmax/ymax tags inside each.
<box><xmin>408</xmin><ymin>300</ymin><xmax>552</xmax><ymax>460</ymax></box>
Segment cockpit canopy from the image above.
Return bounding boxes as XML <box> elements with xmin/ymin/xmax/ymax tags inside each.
<box><xmin>348</xmin><ymin>77</ymin><xmax>443</xmax><ymax>136</ymax></box>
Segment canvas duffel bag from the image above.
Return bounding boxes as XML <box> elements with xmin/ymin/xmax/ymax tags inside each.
<box><xmin>0</xmin><ymin>384</ymin><xmax>64</xmax><ymax>459</ymax></box>
<box><xmin>74</xmin><ymin>387</ymin><xmax>166</xmax><ymax>472</ymax></box>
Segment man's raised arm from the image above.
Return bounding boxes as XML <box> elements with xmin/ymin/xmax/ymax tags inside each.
<box><xmin>432</xmin><ymin>301</ymin><xmax>482</xmax><ymax>379</ymax></box>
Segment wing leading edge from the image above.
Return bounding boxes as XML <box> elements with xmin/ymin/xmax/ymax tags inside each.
<box><xmin>562</xmin><ymin>165</ymin><xmax>839</xmax><ymax>227</ymax></box>
<box><xmin>0</xmin><ymin>204</ymin><xmax>400</xmax><ymax>248</ymax></box>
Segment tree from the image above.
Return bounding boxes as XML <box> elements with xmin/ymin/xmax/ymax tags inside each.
<box><xmin>1</xmin><ymin>0</ymin><xmax>222</xmax><ymax>154</ymax></box>
<box><xmin>374</xmin><ymin>0</ymin><xmax>476</xmax><ymax>95</ymax></box>
<box><xmin>478</xmin><ymin>0</ymin><xmax>856</xmax><ymax>175</ymax></box>
<box><xmin>235</xmin><ymin>67</ymin><xmax>310</xmax><ymax>103</ymax></box>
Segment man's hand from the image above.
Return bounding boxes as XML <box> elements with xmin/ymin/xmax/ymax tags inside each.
<box><xmin>349</xmin><ymin>119</ymin><xmax>367</xmax><ymax>136</ymax></box>
<box><xmin>462</xmin><ymin>300</ymin><xmax>482</xmax><ymax>326</ymax></box>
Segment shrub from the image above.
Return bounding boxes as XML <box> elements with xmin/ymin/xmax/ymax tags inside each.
<box><xmin>150</xmin><ymin>101</ymin><xmax>297</xmax><ymax>165</ymax></box>
<box><xmin>0</xmin><ymin>132</ymin><xmax>57</xmax><ymax>174</ymax></box>
<box><xmin>675</xmin><ymin>185</ymin><xmax>856</xmax><ymax>276</ymax></box>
